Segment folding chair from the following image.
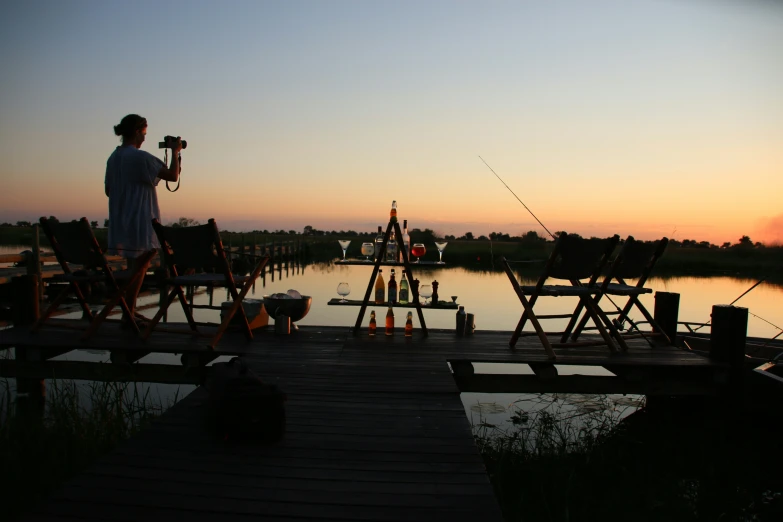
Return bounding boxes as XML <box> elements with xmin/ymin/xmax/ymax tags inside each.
<box><xmin>500</xmin><ymin>233</ymin><xmax>625</xmax><ymax>359</ymax></box>
<box><xmin>32</xmin><ymin>217</ymin><xmax>156</xmax><ymax>339</ymax></box>
<box><xmin>141</xmin><ymin>218</ymin><xmax>269</xmax><ymax>349</ymax></box>
<box><xmin>564</xmin><ymin>236</ymin><xmax>670</xmax><ymax>344</ymax></box>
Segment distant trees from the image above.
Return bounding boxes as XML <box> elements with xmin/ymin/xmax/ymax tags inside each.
<box><xmin>16</xmin><ymin>221</ymin><xmax>31</xmax><ymax>227</ymax></box>
<box><xmin>90</xmin><ymin>220</ymin><xmax>99</xmax><ymax>229</ymax></box>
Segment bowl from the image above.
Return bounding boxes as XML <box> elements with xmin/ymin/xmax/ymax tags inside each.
<box><xmin>263</xmin><ymin>295</ymin><xmax>312</xmax><ymax>323</ymax></box>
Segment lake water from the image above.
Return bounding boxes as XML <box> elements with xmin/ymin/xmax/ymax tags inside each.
<box><xmin>3</xmin><ymin>246</ymin><xmax>782</xmax><ymax>430</ymax></box>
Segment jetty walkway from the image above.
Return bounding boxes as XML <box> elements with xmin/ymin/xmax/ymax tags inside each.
<box><xmin>2</xmin><ymin>323</ymin><xmax>729</xmax><ymax>521</ymax></box>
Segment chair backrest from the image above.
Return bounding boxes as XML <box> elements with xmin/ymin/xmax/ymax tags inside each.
<box><xmin>40</xmin><ymin>217</ymin><xmax>105</xmax><ymax>269</ymax></box>
<box><xmin>611</xmin><ymin>236</ymin><xmax>669</xmax><ymax>280</ymax></box>
<box><xmin>548</xmin><ymin>233</ymin><xmax>620</xmax><ymax>281</ymax></box>
<box><xmin>152</xmin><ymin>218</ymin><xmax>223</xmax><ymax>272</ymax></box>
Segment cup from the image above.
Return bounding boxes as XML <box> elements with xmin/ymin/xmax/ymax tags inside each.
<box><xmin>465</xmin><ymin>313</ymin><xmax>475</xmax><ymax>335</ymax></box>
<box><xmin>275</xmin><ymin>313</ymin><xmax>291</xmax><ymax>335</ymax></box>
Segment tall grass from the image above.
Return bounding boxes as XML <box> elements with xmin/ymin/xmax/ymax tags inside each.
<box><xmin>472</xmin><ymin>394</ymin><xmax>782</xmax><ymax>522</ymax></box>
<box><xmin>0</xmin><ymin>377</ymin><xmax>177</xmax><ymax>519</ymax></box>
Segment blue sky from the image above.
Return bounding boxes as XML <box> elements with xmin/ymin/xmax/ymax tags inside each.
<box><xmin>1</xmin><ymin>0</ymin><xmax>781</xmax><ymax>243</ymax></box>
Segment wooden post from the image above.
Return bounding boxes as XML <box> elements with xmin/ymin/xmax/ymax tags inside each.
<box><xmin>13</xmin><ymin>274</ymin><xmax>45</xmax><ymax>419</ymax></box>
<box><xmin>710</xmin><ymin>305</ymin><xmax>747</xmax><ymax>370</ymax></box>
<box><xmin>653</xmin><ymin>291</ymin><xmax>680</xmax><ymax>345</ymax></box>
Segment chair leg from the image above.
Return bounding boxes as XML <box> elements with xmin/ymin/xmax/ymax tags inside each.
<box><xmin>142</xmin><ymin>288</ymin><xmax>179</xmax><ymax>340</ymax></box>
<box><xmin>31</xmin><ymin>286</ymin><xmax>72</xmax><ymax>332</ymax></box>
<box><xmin>579</xmin><ymin>295</ymin><xmax>619</xmax><ymax>354</ymax></box>
<box><xmin>211</xmin><ymin>259</ymin><xmax>268</xmax><ymax>348</ymax></box>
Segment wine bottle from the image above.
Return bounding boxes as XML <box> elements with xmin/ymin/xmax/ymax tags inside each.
<box><xmin>374</xmin><ymin>225</ymin><xmax>384</xmax><ymax>262</ymax></box>
<box><xmin>390</xmin><ymin>200</ymin><xmax>397</xmax><ymax>224</ymax></box>
<box><xmin>402</xmin><ymin>219</ymin><xmax>410</xmax><ymax>261</ymax></box>
<box><xmin>375</xmin><ymin>269</ymin><xmax>385</xmax><ymax>304</ymax></box>
<box><xmin>388</xmin><ymin>269</ymin><xmax>398</xmax><ymax>303</ymax></box>
<box><xmin>432</xmin><ymin>280</ymin><xmax>439</xmax><ymax>305</ymax></box>
<box><xmin>456</xmin><ymin>305</ymin><xmax>466</xmax><ymax>336</ymax></box>
<box><xmin>387</xmin><ymin>228</ymin><xmax>397</xmax><ymax>262</ymax></box>
<box><xmin>399</xmin><ymin>270</ymin><xmax>409</xmax><ymax>304</ymax></box>
<box><xmin>405</xmin><ymin>311</ymin><xmax>413</xmax><ymax>337</ymax></box>
<box><xmin>368</xmin><ymin>310</ymin><xmax>376</xmax><ymax>336</ymax></box>
<box><xmin>385</xmin><ymin>305</ymin><xmax>394</xmax><ymax>336</ymax></box>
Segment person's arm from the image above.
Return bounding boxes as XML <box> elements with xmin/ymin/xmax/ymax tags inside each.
<box><xmin>157</xmin><ymin>137</ymin><xmax>183</xmax><ymax>182</ymax></box>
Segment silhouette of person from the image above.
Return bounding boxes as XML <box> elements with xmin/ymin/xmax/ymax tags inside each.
<box><xmin>105</xmin><ymin>114</ymin><xmax>181</xmax><ymax>321</ymax></box>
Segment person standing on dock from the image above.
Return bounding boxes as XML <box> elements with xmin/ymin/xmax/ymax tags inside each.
<box><xmin>105</xmin><ymin>114</ymin><xmax>182</xmax><ymax>321</ymax></box>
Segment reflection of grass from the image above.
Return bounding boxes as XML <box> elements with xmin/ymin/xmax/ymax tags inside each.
<box><xmin>0</xmin><ymin>377</ymin><xmax>177</xmax><ymax>519</ymax></box>
<box><xmin>473</xmin><ymin>395</ymin><xmax>783</xmax><ymax>521</ymax></box>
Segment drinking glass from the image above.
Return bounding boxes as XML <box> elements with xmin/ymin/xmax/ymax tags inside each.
<box><xmin>434</xmin><ymin>241</ymin><xmax>448</xmax><ymax>264</ymax></box>
<box><xmin>419</xmin><ymin>284</ymin><xmax>433</xmax><ymax>305</ymax></box>
<box><xmin>411</xmin><ymin>243</ymin><xmax>426</xmax><ymax>263</ymax></box>
<box><xmin>336</xmin><ymin>282</ymin><xmax>351</xmax><ymax>303</ymax></box>
<box><xmin>451</xmin><ymin>296</ymin><xmax>458</xmax><ymax>304</ymax></box>
<box><xmin>360</xmin><ymin>242</ymin><xmax>374</xmax><ymax>261</ymax></box>
<box><xmin>338</xmin><ymin>239</ymin><xmax>351</xmax><ymax>261</ymax></box>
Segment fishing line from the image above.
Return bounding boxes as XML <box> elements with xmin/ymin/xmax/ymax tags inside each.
<box><xmin>478</xmin><ymin>156</ymin><xmax>555</xmax><ymax>239</ymax></box>
<box><xmin>692</xmin><ymin>276</ymin><xmax>767</xmax><ymax>332</ymax></box>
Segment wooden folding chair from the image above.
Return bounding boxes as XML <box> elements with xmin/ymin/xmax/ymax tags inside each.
<box><xmin>141</xmin><ymin>218</ymin><xmax>269</xmax><ymax>349</ymax></box>
<box><xmin>500</xmin><ymin>233</ymin><xmax>624</xmax><ymax>359</ymax></box>
<box><xmin>564</xmin><ymin>236</ymin><xmax>670</xmax><ymax>344</ymax></box>
<box><xmin>32</xmin><ymin>217</ymin><xmax>156</xmax><ymax>339</ymax></box>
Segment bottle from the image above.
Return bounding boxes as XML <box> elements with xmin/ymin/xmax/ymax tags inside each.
<box><xmin>369</xmin><ymin>310</ymin><xmax>377</xmax><ymax>336</ymax></box>
<box><xmin>402</xmin><ymin>219</ymin><xmax>411</xmax><ymax>262</ymax></box>
<box><xmin>387</xmin><ymin>228</ymin><xmax>397</xmax><ymax>262</ymax></box>
<box><xmin>375</xmin><ymin>269</ymin><xmax>385</xmax><ymax>304</ymax></box>
<box><xmin>390</xmin><ymin>200</ymin><xmax>397</xmax><ymax>224</ymax></box>
<box><xmin>399</xmin><ymin>270</ymin><xmax>409</xmax><ymax>304</ymax></box>
<box><xmin>412</xmin><ymin>278</ymin><xmax>420</xmax><ymax>303</ymax></box>
<box><xmin>385</xmin><ymin>305</ymin><xmax>394</xmax><ymax>336</ymax></box>
<box><xmin>374</xmin><ymin>225</ymin><xmax>384</xmax><ymax>262</ymax></box>
<box><xmin>405</xmin><ymin>311</ymin><xmax>413</xmax><ymax>337</ymax></box>
<box><xmin>432</xmin><ymin>280</ymin><xmax>439</xmax><ymax>306</ymax></box>
<box><xmin>456</xmin><ymin>305</ymin><xmax>467</xmax><ymax>336</ymax></box>
<box><xmin>388</xmin><ymin>269</ymin><xmax>398</xmax><ymax>303</ymax></box>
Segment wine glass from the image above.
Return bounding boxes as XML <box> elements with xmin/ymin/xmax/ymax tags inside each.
<box><xmin>434</xmin><ymin>241</ymin><xmax>448</xmax><ymax>264</ymax></box>
<box><xmin>338</xmin><ymin>239</ymin><xmax>351</xmax><ymax>261</ymax></box>
<box><xmin>411</xmin><ymin>243</ymin><xmax>426</xmax><ymax>263</ymax></box>
<box><xmin>451</xmin><ymin>296</ymin><xmax>458</xmax><ymax>305</ymax></box>
<box><xmin>419</xmin><ymin>284</ymin><xmax>433</xmax><ymax>305</ymax></box>
<box><xmin>336</xmin><ymin>282</ymin><xmax>351</xmax><ymax>303</ymax></box>
<box><xmin>360</xmin><ymin>242</ymin><xmax>374</xmax><ymax>261</ymax></box>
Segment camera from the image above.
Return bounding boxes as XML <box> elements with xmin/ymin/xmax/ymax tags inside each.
<box><xmin>159</xmin><ymin>135</ymin><xmax>187</xmax><ymax>149</ymax></box>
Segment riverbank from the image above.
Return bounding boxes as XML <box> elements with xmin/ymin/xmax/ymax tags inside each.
<box><xmin>473</xmin><ymin>396</ymin><xmax>783</xmax><ymax>521</ymax></box>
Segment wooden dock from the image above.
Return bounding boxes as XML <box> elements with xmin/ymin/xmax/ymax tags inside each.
<box><xmin>1</xmin><ymin>321</ymin><xmax>735</xmax><ymax>521</ymax></box>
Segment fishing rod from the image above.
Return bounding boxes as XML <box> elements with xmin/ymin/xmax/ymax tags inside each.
<box><xmin>692</xmin><ymin>276</ymin><xmax>767</xmax><ymax>332</ymax></box>
<box><xmin>478</xmin><ymin>156</ymin><xmax>655</xmax><ymax>346</ymax></box>
<box><xmin>478</xmin><ymin>156</ymin><xmax>555</xmax><ymax>239</ymax></box>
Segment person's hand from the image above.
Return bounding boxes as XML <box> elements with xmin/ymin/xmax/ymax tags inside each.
<box><xmin>171</xmin><ymin>136</ymin><xmax>183</xmax><ymax>154</ymax></box>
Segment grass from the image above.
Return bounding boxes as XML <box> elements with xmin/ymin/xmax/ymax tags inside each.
<box><xmin>472</xmin><ymin>394</ymin><xmax>783</xmax><ymax>522</ymax></box>
<box><xmin>0</xmin><ymin>375</ymin><xmax>178</xmax><ymax>519</ymax></box>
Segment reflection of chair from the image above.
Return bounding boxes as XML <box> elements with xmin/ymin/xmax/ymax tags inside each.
<box><xmin>501</xmin><ymin>233</ymin><xmax>624</xmax><ymax>359</ymax></box>
<box><xmin>565</xmin><ymin>236</ymin><xmax>670</xmax><ymax>344</ymax></box>
<box><xmin>141</xmin><ymin>219</ymin><xmax>269</xmax><ymax>349</ymax></box>
<box><xmin>32</xmin><ymin>217</ymin><xmax>156</xmax><ymax>339</ymax></box>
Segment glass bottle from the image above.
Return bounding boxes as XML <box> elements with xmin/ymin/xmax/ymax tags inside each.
<box><xmin>375</xmin><ymin>269</ymin><xmax>385</xmax><ymax>304</ymax></box>
<box><xmin>402</xmin><ymin>219</ymin><xmax>410</xmax><ymax>262</ymax></box>
<box><xmin>399</xmin><ymin>269</ymin><xmax>409</xmax><ymax>304</ymax></box>
<box><xmin>388</xmin><ymin>268</ymin><xmax>398</xmax><ymax>304</ymax></box>
<box><xmin>387</xmin><ymin>228</ymin><xmax>397</xmax><ymax>262</ymax></box>
<box><xmin>374</xmin><ymin>225</ymin><xmax>384</xmax><ymax>262</ymax></box>
<box><xmin>385</xmin><ymin>305</ymin><xmax>394</xmax><ymax>336</ymax></box>
<box><xmin>368</xmin><ymin>310</ymin><xmax>376</xmax><ymax>337</ymax></box>
<box><xmin>390</xmin><ymin>200</ymin><xmax>397</xmax><ymax>223</ymax></box>
<box><xmin>405</xmin><ymin>311</ymin><xmax>413</xmax><ymax>337</ymax></box>
<box><xmin>456</xmin><ymin>305</ymin><xmax>467</xmax><ymax>336</ymax></box>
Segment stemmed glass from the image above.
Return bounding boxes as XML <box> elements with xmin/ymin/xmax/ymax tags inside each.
<box><xmin>360</xmin><ymin>242</ymin><xmax>374</xmax><ymax>262</ymax></box>
<box><xmin>419</xmin><ymin>284</ymin><xmax>433</xmax><ymax>305</ymax></box>
<box><xmin>451</xmin><ymin>296</ymin><xmax>458</xmax><ymax>305</ymax></box>
<box><xmin>434</xmin><ymin>241</ymin><xmax>448</xmax><ymax>264</ymax></box>
<box><xmin>338</xmin><ymin>240</ymin><xmax>351</xmax><ymax>261</ymax></box>
<box><xmin>411</xmin><ymin>243</ymin><xmax>426</xmax><ymax>263</ymax></box>
<box><xmin>336</xmin><ymin>282</ymin><xmax>351</xmax><ymax>303</ymax></box>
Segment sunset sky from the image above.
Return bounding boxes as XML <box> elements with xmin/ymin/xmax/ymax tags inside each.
<box><xmin>1</xmin><ymin>0</ymin><xmax>781</xmax><ymax>244</ymax></box>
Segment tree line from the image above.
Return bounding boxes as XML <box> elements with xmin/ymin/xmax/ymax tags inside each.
<box><xmin>1</xmin><ymin>219</ymin><xmax>771</xmax><ymax>249</ymax></box>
